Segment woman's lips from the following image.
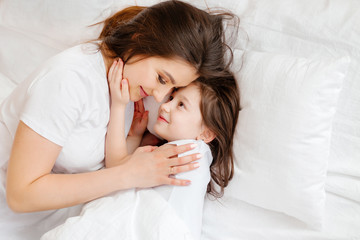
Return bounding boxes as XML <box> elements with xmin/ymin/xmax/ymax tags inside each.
<box><xmin>140</xmin><ymin>86</ymin><xmax>149</xmax><ymax>98</ymax></box>
<box><xmin>157</xmin><ymin>115</ymin><xmax>169</xmax><ymax>123</ymax></box>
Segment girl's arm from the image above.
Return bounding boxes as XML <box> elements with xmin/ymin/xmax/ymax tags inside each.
<box><xmin>6</xmin><ymin>121</ymin><xmax>201</xmax><ymax>212</ymax></box>
<box><xmin>105</xmin><ymin>59</ymin><xmax>129</xmax><ymax>168</ymax></box>
<box><xmin>126</xmin><ymin>99</ymin><xmax>149</xmax><ymax>154</ymax></box>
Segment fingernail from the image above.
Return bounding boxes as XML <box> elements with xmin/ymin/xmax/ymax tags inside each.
<box><xmin>193</xmin><ymin>162</ymin><xmax>200</xmax><ymax>168</ymax></box>
<box><xmin>196</xmin><ymin>154</ymin><xmax>202</xmax><ymax>159</ymax></box>
<box><xmin>122</xmin><ymin>79</ymin><xmax>127</xmax><ymax>84</ymax></box>
<box><xmin>184</xmin><ymin>181</ymin><xmax>191</xmax><ymax>185</ymax></box>
<box><xmin>190</xmin><ymin>143</ymin><xmax>198</xmax><ymax>149</ymax></box>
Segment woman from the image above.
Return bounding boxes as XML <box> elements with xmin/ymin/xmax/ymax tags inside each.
<box><xmin>0</xmin><ymin>1</ymin><xmax>236</xmax><ymax>238</ymax></box>
<box><xmin>41</xmin><ymin>66</ymin><xmax>240</xmax><ymax>240</ymax></box>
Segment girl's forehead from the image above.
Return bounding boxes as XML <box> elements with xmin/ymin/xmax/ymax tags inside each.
<box><xmin>174</xmin><ymin>83</ymin><xmax>200</xmax><ymax>94</ymax></box>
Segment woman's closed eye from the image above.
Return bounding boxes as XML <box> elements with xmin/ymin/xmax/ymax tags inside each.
<box><xmin>158</xmin><ymin>74</ymin><xmax>166</xmax><ymax>85</ymax></box>
<box><xmin>167</xmin><ymin>95</ymin><xmax>174</xmax><ymax>102</ymax></box>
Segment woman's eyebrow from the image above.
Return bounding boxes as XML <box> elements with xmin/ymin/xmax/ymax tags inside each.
<box><xmin>163</xmin><ymin>70</ymin><xmax>176</xmax><ymax>84</ymax></box>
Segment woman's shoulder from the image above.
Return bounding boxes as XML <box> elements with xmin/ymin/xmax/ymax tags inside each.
<box><xmin>28</xmin><ymin>43</ymin><xmax>107</xmax><ymax>91</ymax></box>
<box><xmin>46</xmin><ymin>43</ymin><xmax>104</xmax><ymax>72</ymax></box>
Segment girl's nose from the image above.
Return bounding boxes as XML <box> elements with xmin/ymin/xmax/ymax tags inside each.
<box><xmin>160</xmin><ymin>101</ymin><xmax>171</xmax><ymax>113</ymax></box>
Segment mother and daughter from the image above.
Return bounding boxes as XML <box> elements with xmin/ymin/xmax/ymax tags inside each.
<box><xmin>0</xmin><ymin>1</ymin><xmax>239</xmax><ymax>239</ymax></box>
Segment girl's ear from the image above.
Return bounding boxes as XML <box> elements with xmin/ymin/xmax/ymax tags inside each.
<box><xmin>196</xmin><ymin>128</ymin><xmax>216</xmax><ymax>143</ymax></box>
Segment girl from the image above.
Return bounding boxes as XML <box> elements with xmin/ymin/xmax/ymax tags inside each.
<box><xmin>103</xmin><ymin>59</ymin><xmax>240</xmax><ymax>238</ymax></box>
<box><xmin>0</xmin><ymin>1</ymin><xmax>237</xmax><ymax>239</ymax></box>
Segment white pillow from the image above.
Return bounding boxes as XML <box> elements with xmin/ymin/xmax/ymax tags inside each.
<box><xmin>0</xmin><ymin>0</ymin><xmax>115</xmax><ymax>47</ymax></box>
<box><xmin>226</xmin><ymin>50</ymin><xmax>350</xmax><ymax>229</ymax></box>
<box><xmin>233</xmin><ymin>0</ymin><xmax>360</xmax><ymax>201</ymax></box>
<box><xmin>0</xmin><ymin>26</ymin><xmax>60</xmax><ymax>84</ymax></box>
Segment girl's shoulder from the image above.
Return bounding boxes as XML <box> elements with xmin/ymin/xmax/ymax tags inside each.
<box><xmin>166</xmin><ymin>139</ymin><xmax>212</xmax><ymax>163</ymax></box>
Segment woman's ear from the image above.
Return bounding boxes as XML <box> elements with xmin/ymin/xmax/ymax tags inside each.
<box><xmin>196</xmin><ymin>128</ymin><xmax>216</xmax><ymax>143</ymax></box>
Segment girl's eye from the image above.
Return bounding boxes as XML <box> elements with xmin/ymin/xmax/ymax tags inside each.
<box><xmin>178</xmin><ymin>101</ymin><xmax>185</xmax><ymax>108</ymax></box>
<box><xmin>158</xmin><ymin>75</ymin><xmax>166</xmax><ymax>85</ymax></box>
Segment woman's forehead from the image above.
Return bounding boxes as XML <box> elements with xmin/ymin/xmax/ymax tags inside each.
<box><xmin>155</xmin><ymin>57</ymin><xmax>199</xmax><ymax>85</ymax></box>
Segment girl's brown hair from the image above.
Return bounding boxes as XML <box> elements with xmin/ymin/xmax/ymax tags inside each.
<box><xmin>98</xmin><ymin>0</ymin><xmax>237</xmax><ymax>79</ymax></box>
<box><xmin>194</xmin><ymin>74</ymin><xmax>240</xmax><ymax>198</ymax></box>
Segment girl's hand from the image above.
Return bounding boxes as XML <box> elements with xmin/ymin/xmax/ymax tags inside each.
<box><xmin>128</xmin><ymin>99</ymin><xmax>148</xmax><ymax>138</ymax></box>
<box><xmin>140</xmin><ymin>131</ymin><xmax>161</xmax><ymax>146</ymax></box>
<box><xmin>123</xmin><ymin>143</ymin><xmax>201</xmax><ymax>187</ymax></box>
<box><xmin>108</xmin><ymin>59</ymin><xmax>129</xmax><ymax>107</ymax></box>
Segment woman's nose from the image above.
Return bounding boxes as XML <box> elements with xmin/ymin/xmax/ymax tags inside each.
<box><xmin>153</xmin><ymin>87</ymin><xmax>172</xmax><ymax>103</ymax></box>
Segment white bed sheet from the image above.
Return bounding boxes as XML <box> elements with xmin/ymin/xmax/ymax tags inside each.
<box><xmin>202</xmin><ymin>193</ymin><xmax>360</xmax><ymax>240</ymax></box>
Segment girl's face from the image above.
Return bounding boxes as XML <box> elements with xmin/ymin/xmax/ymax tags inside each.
<box><xmin>154</xmin><ymin>83</ymin><xmax>204</xmax><ymax>141</ymax></box>
<box><xmin>123</xmin><ymin>56</ymin><xmax>198</xmax><ymax>102</ymax></box>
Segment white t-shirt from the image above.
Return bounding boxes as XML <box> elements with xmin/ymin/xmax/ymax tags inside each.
<box><xmin>0</xmin><ymin>43</ymin><xmax>134</xmax><ymax>239</ymax></box>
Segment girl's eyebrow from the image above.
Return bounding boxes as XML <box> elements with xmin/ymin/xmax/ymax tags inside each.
<box><xmin>163</xmin><ymin>70</ymin><xmax>176</xmax><ymax>84</ymax></box>
<box><xmin>181</xmin><ymin>95</ymin><xmax>191</xmax><ymax>106</ymax></box>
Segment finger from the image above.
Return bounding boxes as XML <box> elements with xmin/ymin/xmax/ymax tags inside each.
<box><xmin>108</xmin><ymin>60</ymin><xmax>117</xmax><ymax>82</ymax></box>
<box><xmin>168</xmin><ymin>162</ymin><xmax>199</xmax><ymax>175</ymax></box>
<box><xmin>134</xmin><ymin>101</ymin><xmax>139</xmax><ymax>113</ymax></box>
<box><xmin>142</xmin><ymin>111</ymin><xmax>149</xmax><ymax>120</ymax></box>
<box><xmin>110</xmin><ymin>61</ymin><xmax>119</xmax><ymax>91</ymax></box>
<box><xmin>140</xmin><ymin>111</ymin><xmax>149</xmax><ymax>126</ymax></box>
<box><xmin>114</xmin><ymin>59</ymin><xmax>124</xmax><ymax>85</ymax></box>
<box><xmin>137</xmin><ymin>145</ymin><xmax>158</xmax><ymax>153</ymax></box>
<box><xmin>158</xmin><ymin>143</ymin><xmax>198</xmax><ymax>158</ymax></box>
<box><xmin>121</xmin><ymin>79</ymin><xmax>129</xmax><ymax>100</ymax></box>
<box><xmin>169</xmin><ymin>153</ymin><xmax>202</xmax><ymax>167</ymax></box>
<box><xmin>138</xmin><ymin>99</ymin><xmax>145</xmax><ymax>113</ymax></box>
<box><xmin>164</xmin><ymin>177</ymin><xmax>191</xmax><ymax>186</ymax></box>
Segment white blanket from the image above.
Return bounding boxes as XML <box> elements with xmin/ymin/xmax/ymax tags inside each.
<box><xmin>41</xmin><ymin>139</ymin><xmax>212</xmax><ymax>240</ymax></box>
<box><xmin>41</xmin><ymin>188</ymin><xmax>195</xmax><ymax>240</ymax></box>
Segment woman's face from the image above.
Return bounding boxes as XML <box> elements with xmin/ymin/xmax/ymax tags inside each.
<box><xmin>123</xmin><ymin>56</ymin><xmax>198</xmax><ymax>102</ymax></box>
<box><xmin>154</xmin><ymin>83</ymin><xmax>204</xmax><ymax>141</ymax></box>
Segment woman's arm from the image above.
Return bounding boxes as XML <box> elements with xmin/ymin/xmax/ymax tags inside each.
<box><xmin>105</xmin><ymin>59</ymin><xmax>129</xmax><ymax>168</ymax></box>
<box><xmin>6</xmin><ymin>121</ymin><xmax>201</xmax><ymax>213</ymax></box>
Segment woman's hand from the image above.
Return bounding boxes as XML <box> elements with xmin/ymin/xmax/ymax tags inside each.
<box><xmin>128</xmin><ymin>99</ymin><xmax>148</xmax><ymax>138</ymax></box>
<box><xmin>108</xmin><ymin>59</ymin><xmax>129</xmax><ymax>107</ymax></box>
<box><xmin>122</xmin><ymin>143</ymin><xmax>201</xmax><ymax>187</ymax></box>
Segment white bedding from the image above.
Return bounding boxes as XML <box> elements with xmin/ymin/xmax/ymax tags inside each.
<box><xmin>41</xmin><ymin>139</ymin><xmax>212</xmax><ymax>240</ymax></box>
<box><xmin>1</xmin><ymin>0</ymin><xmax>359</xmax><ymax>239</ymax></box>
<box><xmin>0</xmin><ymin>72</ymin><xmax>15</xmax><ymax>104</ymax></box>
<box><xmin>41</xmin><ymin>189</ymin><xmax>194</xmax><ymax>240</ymax></box>
<box><xmin>202</xmin><ymin>192</ymin><xmax>360</xmax><ymax>240</ymax></box>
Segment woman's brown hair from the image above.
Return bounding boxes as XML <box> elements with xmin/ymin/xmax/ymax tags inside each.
<box><xmin>194</xmin><ymin>74</ymin><xmax>240</xmax><ymax>198</ymax></box>
<box><xmin>98</xmin><ymin>0</ymin><xmax>238</xmax><ymax>79</ymax></box>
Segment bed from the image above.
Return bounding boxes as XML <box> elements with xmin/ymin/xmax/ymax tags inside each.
<box><xmin>0</xmin><ymin>0</ymin><xmax>359</xmax><ymax>239</ymax></box>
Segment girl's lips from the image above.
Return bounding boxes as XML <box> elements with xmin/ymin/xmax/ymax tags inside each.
<box><xmin>157</xmin><ymin>115</ymin><xmax>169</xmax><ymax>123</ymax></box>
<box><xmin>140</xmin><ymin>86</ymin><xmax>149</xmax><ymax>98</ymax></box>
